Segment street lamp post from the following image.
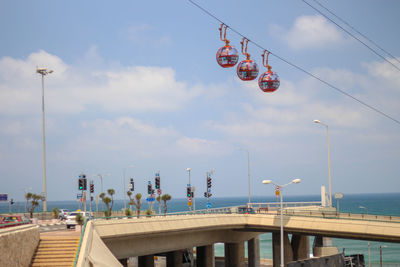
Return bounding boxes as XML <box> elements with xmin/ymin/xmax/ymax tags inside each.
<box><xmin>123</xmin><ymin>165</ymin><xmax>134</xmax><ymax>210</ymax></box>
<box><xmin>360</xmin><ymin>206</ymin><xmax>371</xmax><ymax>267</ymax></box>
<box><xmin>262</xmin><ymin>178</ymin><xmax>301</xmax><ymax>267</ymax></box>
<box><xmin>238</xmin><ymin>148</ymin><xmax>251</xmax><ymax>205</ymax></box>
<box><xmin>314</xmin><ymin>119</ymin><xmax>332</xmax><ymax>207</ymax></box>
<box><xmin>95</xmin><ymin>173</ymin><xmax>110</xmax><ymax>194</ymax></box>
<box><xmin>36</xmin><ymin>68</ymin><xmax>53</xmax><ymax>212</ymax></box>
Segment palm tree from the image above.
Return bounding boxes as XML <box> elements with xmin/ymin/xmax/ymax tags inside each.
<box><xmin>75</xmin><ymin>213</ymin><xmax>84</xmax><ymax>232</ymax></box>
<box><xmin>27</xmin><ymin>193</ymin><xmax>44</xmax><ymax>218</ymax></box>
<box><xmin>52</xmin><ymin>207</ymin><xmax>60</xmax><ymax>219</ymax></box>
<box><xmin>127</xmin><ymin>192</ymin><xmax>143</xmax><ymax>218</ymax></box>
<box><xmin>107</xmin><ymin>189</ymin><xmax>115</xmax><ymax>213</ymax></box>
<box><xmin>161</xmin><ymin>194</ymin><xmax>172</xmax><ymax>215</ymax></box>
<box><xmin>100</xmin><ymin>189</ymin><xmax>115</xmax><ymax>217</ymax></box>
<box><xmin>25</xmin><ymin>192</ymin><xmax>32</xmax><ymax>213</ymax></box>
<box><xmin>156</xmin><ymin>195</ymin><xmax>161</xmax><ymax>214</ymax></box>
<box><xmin>135</xmin><ymin>193</ymin><xmax>142</xmax><ymax>217</ymax></box>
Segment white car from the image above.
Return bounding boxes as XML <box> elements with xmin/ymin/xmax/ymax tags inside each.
<box><xmin>65</xmin><ymin>211</ymin><xmax>93</xmax><ymax>229</ymax></box>
<box><xmin>58</xmin><ymin>209</ymin><xmax>70</xmax><ymax>220</ymax></box>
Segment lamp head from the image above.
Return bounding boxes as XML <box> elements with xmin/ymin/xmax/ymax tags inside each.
<box><xmin>292</xmin><ymin>178</ymin><xmax>301</xmax><ymax>184</ymax></box>
<box><xmin>262</xmin><ymin>180</ymin><xmax>272</xmax><ymax>184</ymax></box>
<box><xmin>186</xmin><ymin>168</ymin><xmax>191</xmax><ymax>172</ymax></box>
<box><xmin>313</xmin><ymin>119</ymin><xmax>320</xmax><ymax>124</ymax></box>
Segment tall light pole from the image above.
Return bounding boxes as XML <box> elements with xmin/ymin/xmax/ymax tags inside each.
<box><xmin>314</xmin><ymin>119</ymin><xmax>332</xmax><ymax>207</ymax></box>
<box><xmin>123</xmin><ymin>165</ymin><xmax>134</xmax><ymax>209</ymax></box>
<box><xmin>360</xmin><ymin>206</ymin><xmax>371</xmax><ymax>267</ymax></box>
<box><xmin>95</xmin><ymin>173</ymin><xmax>110</xmax><ymax>194</ymax></box>
<box><xmin>262</xmin><ymin>178</ymin><xmax>301</xmax><ymax>267</ymax></box>
<box><xmin>238</xmin><ymin>148</ymin><xmax>251</xmax><ymax>205</ymax></box>
<box><xmin>36</xmin><ymin>68</ymin><xmax>53</xmax><ymax>212</ymax></box>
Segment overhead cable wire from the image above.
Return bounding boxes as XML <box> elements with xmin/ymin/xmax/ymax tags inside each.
<box><xmin>302</xmin><ymin>0</ymin><xmax>400</xmax><ymax>73</ymax></box>
<box><xmin>187</xmin><ymin>0</ymin><xmax>400</xmax><ymax>126</ymax></box>
<box><xmin>309</xmin><ymin>0</ymin><xmax>400</xmax><ymax>66</ymax></box>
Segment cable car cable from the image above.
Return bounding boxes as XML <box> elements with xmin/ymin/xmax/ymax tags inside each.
<box><xmin>308</xmin><ymin>0</ymin><xmax>400</xmax><ymax>66</ymax></box>
<box><xmin>302</xmin><ymin>0</ymin><xmax>400</xmax><ymax>73</ymax></box>
<box><xmin>187</xmin><ymin>0</ymin><xmax>400</xmax><ymax>126</ymax></box>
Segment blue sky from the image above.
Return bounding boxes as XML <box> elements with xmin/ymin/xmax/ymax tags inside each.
<box><xmin>1</xmin><ymin>0</ymin><xmax>399</xmax><ymax>201</ymax></box>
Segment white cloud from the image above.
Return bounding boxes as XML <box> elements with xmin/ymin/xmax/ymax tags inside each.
<box><xmin>0</xmin><ymin>50</ymin><xmax>201</xmax><ymax>115</ymax></box>
<box><xmin>206</xmin><ymin>62</ymin><xmax>397</xmax><ymax>142</ymax></box>
<box><xmin>126</xmin><ymin>23</ymin><xmax>172</xmax><ymax>46</ymax></box>
<box><xmin>271</xmin><ymin>15</ymin><xmax>346</xmax><ymax>50</ymax></box>
<box><xmin>175</xmin><ymin>137</ymin><xmax>230</xmax><ymax>156</ymax></box>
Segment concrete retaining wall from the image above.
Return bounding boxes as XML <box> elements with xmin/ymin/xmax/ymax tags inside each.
<box><xmin>0</xmin><ymin>224</ymin><xmax>40</xmax><ymax>266</ymax></box>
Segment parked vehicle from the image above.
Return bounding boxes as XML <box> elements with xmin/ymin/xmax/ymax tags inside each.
<box><xmin>237</xmin><ymin>206</ymin><xmax>255</xmax><ymax>214</ymax></box>
<box><xmin>58</xmin><ymin>209</ymin><xmax>70</xmax><ymax>220</ymax></box>
<box><xmin>0</xmin><ymin>215</ymin><xmax>30</xmax><ymax>228</ymax></box>
<box><xmin>66</xmin><ymin>211</ymin><xmax>93</xmax><ymax>229</ymax></box>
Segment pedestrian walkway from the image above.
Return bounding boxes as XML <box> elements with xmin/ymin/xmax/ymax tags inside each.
<box><xmin>30</xmin><ymin>235</ymin><xmax>80</xmax><ymax>266</ymax></box>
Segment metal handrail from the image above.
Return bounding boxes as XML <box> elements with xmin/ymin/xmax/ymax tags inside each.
<box><xmin>73</xmin><ymin>218</ymin><xmax>88</xmax><ymax>267</ymax></box>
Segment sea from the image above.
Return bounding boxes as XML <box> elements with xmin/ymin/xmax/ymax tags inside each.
<box><xmin>1</xmin><ymin>193</ymin><xmax>399</xmax><ymax>265</ymax></box>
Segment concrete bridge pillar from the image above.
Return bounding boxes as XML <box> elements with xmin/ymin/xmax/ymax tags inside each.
<box><xmin>138</xmin><ymin>255</ymin><xmax>154</xmax><ymax>267</ymax></box>
<box><xmin>167</xmin><ymin>250</ymin><xmax>183</xmax><ymax>267</ymax></box>
<box><xmin>118</xmin><ymin>258</ymin><xmax>128</xmax><ymax>267</ymax></box>
<box><xmin>224</xmin><ymin>241</ymin><xmax>245</xmax><ymax>267</ymax></box>
<box><xmin>196</xmin><ymin>244</ymin><xmax>214</xmax><ymax>267</ymax></box>
<box><xmin>248</xmin><ymin>236</ymin><xmax>260</xmax><ymax>267</ymax></box>
<box><xmin>272</xmin><ymin>232</ymin><xmax>293</xmax><ymax>267</ymax></box>
<box><xmin>313</xmin><ymin>236</ymin><xmax>339</xmax><ymax>257</ymax></box>
<box><xmin>291</xmin><ymin>234</ymin><xmax>309</xmax><ymax>260</ymax></box>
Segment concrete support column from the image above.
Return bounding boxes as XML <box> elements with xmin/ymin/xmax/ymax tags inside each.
<box><xmin>138</xmin><ymin>255</ymin><xmax>154</xmax><ymax>267</ymax></box>
<box><xmin>291</xmin><ymin>234</ymin><xmax>309</xmax><ymax>260</ymax></box>
<box><xmin>196</xmin><ymin>244</ymin><xmax>214</xmax><ymax>267</ymax></box>
<box><xmin>167</xmin><ymin>250</ymin><xmax>183</xmax><ymax>267</ymax></box>
<box><xmin>248</xmin><ymin>236</ymin><xmax>260</xmax><ymax>267</ymax></box>
<box><xmin>118</xmin><ymin>258</ymin><xmax>128</xmax><ymax>267</ymax></box>
<box><xmin>224</xmin><ymin>242</ymin><xmax>245</xmax><ymax>267</ymax></box>
<box><xmin>313</xmin><ymin>236</ymin><xmax>339</xmax><ymax>257</ymax></box>
<box><xmin>272</xmin><ymin>232</ymin><xmax>293</xmax><ymax>267</ymax></box>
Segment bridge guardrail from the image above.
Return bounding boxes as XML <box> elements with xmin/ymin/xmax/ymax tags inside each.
<box><xmin>87</xmin><ymin>201</ymin><xmax>400</xmax><ymax>225</ymax></box>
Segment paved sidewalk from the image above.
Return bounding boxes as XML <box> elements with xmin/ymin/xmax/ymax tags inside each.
<box><xmin>40</xmin><ymin>228</ymin><xmax>81</xmax><ymax>237</ymax></box>
<box><xmin>37</xmin><ymin>219</ymin><xmax>66</xmax><ymax>225</ymax></box>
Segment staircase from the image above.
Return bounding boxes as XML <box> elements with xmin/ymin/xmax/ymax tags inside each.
<box><xmin>30</xmin><ymin>236</ymin><xmax>80</xmax><ymax>267</ymax></box>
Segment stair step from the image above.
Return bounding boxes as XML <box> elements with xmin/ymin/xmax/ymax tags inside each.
<box><xmin>35</xmin><ymin>255</ymin><xmax>75</xmax><ymax>262</ymax></box>
<box><xmin>31</xmin><ymin>262</ymin><xmax>74</xmax><ymax>267</ymax></box>
<box><xmin>38</xmin><ymin>244</ymin><xmax>78</xmax><ymax>248</ymax></box>
<box><xmin>35</xmin><ymin>253</ymin><xmax>76</xmax><ymax>259</ymax></box>
<box><xmin>39</xmin><ymin>241</ymin><xmax>79</xmax><ymax>244</ymax></box>
<box><xmin>35</xmin><ymin>249</ymin><xmax>76</xmax><ymax>253</ymax></box>
<box><xmin>30</xmin><ymin>235</ymin><xmax>80</xmax><ymax>267</ymax></box>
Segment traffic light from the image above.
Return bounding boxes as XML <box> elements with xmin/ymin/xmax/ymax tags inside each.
<box><xmin>187</xmin><ymin>186</ymin><xmax>192</xmax><ymax>198</ymax></box>
<box><xmin>207</xmin><ymin>177</ymin><xmax>212</xmax><ymax>188</ymax></box>
<box><xmin>129</xmin><ymin>178</ymin><xmax>134</xmax><ymax>192</ymax></box>
<box><xmin>90</xmin><ymin>183</ymin><xmax>94</xmax><ymax>193</ymax></box>
<box><xmin>155</xmin><ymin>177</ymin><xmax>160</xmax><ymax>189</ymax></box>
<box><xmin>83</xmin><ymin>178</ymin><xmax>87</xmax><ymax>190</ymax></box>
<box><xmin>204</xmin><ymin>192</ymin><xmax>212</xmax><ymax>198</ymax></box>
<box><xmin>78</xmin><ymin>174</ymin><xmax>87</xmax><ymax>190</ymax></box>
<box><xmin>147</xmin><ymin>184</ymin><xmax>152</xmax><ymax>194</ymax></box>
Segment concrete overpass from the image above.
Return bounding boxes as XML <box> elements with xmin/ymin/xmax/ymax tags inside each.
<box><xmin>76</xmin><ymin>211</ymin><xmax>400</xmax><ymax>267</ymax></box>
